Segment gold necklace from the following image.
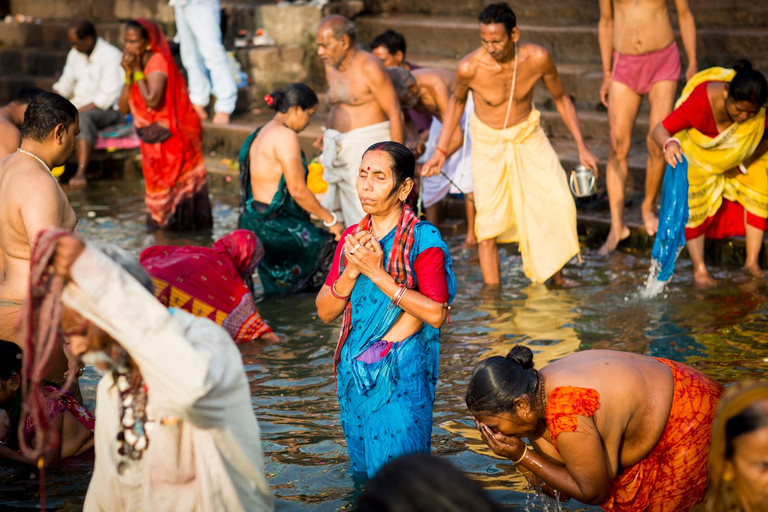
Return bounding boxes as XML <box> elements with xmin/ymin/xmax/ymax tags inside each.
<box><xmin>16</xmin><ymin>148</ymin><xmax>53</xmax><ymax>176</ymax></box>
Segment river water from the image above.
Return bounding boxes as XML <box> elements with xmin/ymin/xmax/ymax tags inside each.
<box><xmin>1</xmin><ymin>173</ymin><xmax>766</xmax><ymax>511</ymax></box>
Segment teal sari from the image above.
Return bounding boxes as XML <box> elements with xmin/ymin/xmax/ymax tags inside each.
<box><xmin>239</xmin><ymin>126</ymin><xmax>334</xmax><ymax>295</ymax></box>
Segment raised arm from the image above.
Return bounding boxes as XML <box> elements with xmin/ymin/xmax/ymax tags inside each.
<box><xmin>674</xmin><ymin>0</ymin><xmax>698</xmax><ymax>81</ymax></box>
<box><xmin>367</xmin><ymin>58</ymin><xmax>404</xmax><ymax>143</ymax></box>
<box><xmin>597</xmin><ymin>0</ymin><xmax>614</xmax><ymax>107</ymax></box>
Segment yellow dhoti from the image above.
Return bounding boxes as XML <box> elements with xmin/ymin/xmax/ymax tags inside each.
<box><xmin>470</xmin><ymin>109</ymin><xmax>579</xmax><ymax>283</ymax></box>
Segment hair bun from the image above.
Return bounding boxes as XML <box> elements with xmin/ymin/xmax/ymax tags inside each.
<box><xmin>733</xmin><ymin>59</ymin><xmax>753</xmax><ymax>73</ymax></box>
<box><xmin>506</xmin><ymin>345</ymin><xmax>535</xmax><ymax>370</ymax></box>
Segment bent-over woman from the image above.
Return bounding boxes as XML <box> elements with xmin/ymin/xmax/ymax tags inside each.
<box><xmin>316</xmin><ymin>142</ymin><xmax>456</xmax><ymax>477</ymax></box>
<box><xmin>239</xmin><ymin>83</ymin><xmax>343</xmax><ymax>295</ymax></box>
<box><xmin>652</xmin><ymin>62</ymin><xmax>768</xmax><ymax>286</ymax></box>
<box><xmin>466</xmin><ymin>346</ymin><xmax>723</xmax><ymax>511</ymax></box>
<box><xmin>118</xmin><ymin>19</ymin><xmax>212</xmax><ymax>231</ymax></box>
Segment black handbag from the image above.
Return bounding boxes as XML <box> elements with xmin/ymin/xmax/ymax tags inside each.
<box><xmin>136</xmin><ymin>123</ymin><xmax>172</xmax><ymax>143</ymax></box>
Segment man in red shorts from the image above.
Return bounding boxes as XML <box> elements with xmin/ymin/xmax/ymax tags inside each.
<box><xmin>598</xmin><ymin>0</ymin><xmax>697</xmax><ymax>254</ymax></box>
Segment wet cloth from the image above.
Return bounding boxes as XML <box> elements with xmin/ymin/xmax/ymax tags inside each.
<box><xmin>330</xmin><ymin>210</ymin><xmax>456</xmax><ymax>477</ymax></box>
<box><xmin>238</xmin><ymin>126</ymin><xmax>335</xmax><ymax>295</ymax></box>
<box><xmin>470</xmin><ymin>109</ymin><xmax>579</xmax><ymax>283</ymax></box>
<box><xmin>661</xmin><ymin>68</ymin><xmax>768</xmax><ymax>240</ymax></box>
<box><xmin>420</xmin><ymin>93</ymin><xmax>475</xmax><ymax>208</ymax></box>
<box><xmin>321</xmin><ymin>120</ymin><xmax>391</xmax><ymax>226</ymax></box>
<box><xmin>139</xmin><ymin>230</ymin><xmax>273</xmax><ymax>342</ymax></box>
<box><xmin>23</xmin><ymin>385</ymin><xmax>95</xmax><ymax>442</ymax></box>
<box><xmin>545</xmin><ymin>358</ymin><xmax>722</xmax><ymax>511</ymax></box>
<box><xmin>652</xmin><ymin>157</ymin><xmax>689</xmax><ymax>281</ymax></box>
<box><xmin>129</xmin><ymin>19</ymin><xmax>212</xmax><ymax>231</ymax></box>
<box><xmin>62</xmin><ymin>245</ymin><xmax>274</xmax><ymax>512</ymax></box>
<box><xmin>612</xmin><ymin>41</ymin><xmax>681</xmax><ymax>96</ymax></box>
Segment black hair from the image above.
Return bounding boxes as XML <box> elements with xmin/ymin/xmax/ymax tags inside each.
<box><xmin>364</xmin><ymin>141</ymin><xmax>415</xmax><ymax>198</ymax></box>
<box><xmin>320</xmin><ymin>15</ymin><xmax>357</xmax><ymax>43</ymax></box>
<box><xmin>356</xmin><ymin>453</ymin><xmax>504</xmax><ymax>512</ymax></box>
<box><xmin>70</xmin><ymin>19</ymin><xmax>96</xmax><ymax>40</ymax></box>
<box><xmin>13</xmin><ymin>87</ymin><xmax>45</xmax><ymax>106</ymax></box>
<box><xmin>370</xmin><ymin>29</ymin><xmax>407</xmax><ymax>58</ymax></box>
<box><xmin>478</xmin><ymin>3</ymin><xmax>517</xmax><ymax>35</ymax></box>
<box><xmin>20</xmin><ymin>92</ymin><xmax>78</xmax><ymax>143</ymax></box>
<box><xmin>125</xmin><ymin>20</ymin><xmax>149</xmax><ymax>41</ymax></box>
<box><xmin>0</xmin><ymin>340</ymin><xmax>22</xmax><ymax>381</ymax></box>
<box><xmin>466</xmin><ymin>345</ymin><xmax>539</xmax><ymax>415</ymax></box>
<box><xmin>729</xmin><ymin>60</ymin><xmax>768</xmax><ymax>107</ymax></box>
<box><xmin>268</xmin><ymin>83</ymin><xmax>319</xmax><ymax>113</ymax></box>
<box><xmin>725</xmin><ymin>400</ymin><xmax>768</xmax><ymax>459</ymax></box>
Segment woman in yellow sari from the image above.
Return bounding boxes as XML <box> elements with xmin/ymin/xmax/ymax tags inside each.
<box><xmin>652</xmin><ymin>62</ymin><xmax>768</xmax><ymax>286</ymax></box>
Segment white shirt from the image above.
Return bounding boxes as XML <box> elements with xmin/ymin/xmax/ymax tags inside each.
<box><xmin>62</xmin><ymin>247</ymin><xmax>274</xmax><ymax>512</ymax></box>
<box><xmin>52</xmin><ymin>37</ymin><xmax>124</xmax><ymax>110</ymax></box>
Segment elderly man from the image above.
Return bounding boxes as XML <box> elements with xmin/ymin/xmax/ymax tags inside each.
<box><xmin>0</xmin><ymin>92</ymin><xmax>78</xmax><ymax>388</ymax></box>
<box><xmin>53</xmin><ymin>20</ymin><xmax>124</xmax><ymax>187</ymax></box>
<box><xmin>0</xmin><ymin>87</ymin><xmax>44</xmax><ymax>159</ymax></box>
<box><xmin>424</xmin><ymin>3</ymin><xmax>598</xmax><ymax>286</ymax></box>
<box><xmin>598</xmin><ymin>0</ymin><xmax>697</xmax><ymax>252</ymax></box>
<box><xmin>316</xmin><ymin>15</ymin><xmax>404</xmax><ymax>226</ymax></box>
<box><xmin>45</xmin><ymin>233</ymin><xmax>273</xmax><ymax>511</ymax></box>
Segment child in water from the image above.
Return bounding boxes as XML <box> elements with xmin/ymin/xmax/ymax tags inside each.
<box><xmin>0</xmin><ymin>340</ymin><xmax>94</xmax><ymax>465</ymax></box>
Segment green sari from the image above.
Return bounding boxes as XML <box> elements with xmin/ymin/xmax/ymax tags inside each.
<box><xmin>239</xmin><ymin>126</ymin><xmax>334</xmax><ymax>295</ymax></box>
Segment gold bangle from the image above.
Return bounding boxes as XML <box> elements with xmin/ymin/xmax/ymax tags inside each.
<box><xmin>125</xmin><ymin>72</ymin><xmax>133</xmax><ymax>85</ymax></box>
<box><xmin>133</xmin><ymin>71</ymin><xmax>146</xmax><ymax>82</ymax></box>
<box><xmin>511</xmin><ymin>444</ymin><xmax>528</xmax><ymax>464</ymax></box>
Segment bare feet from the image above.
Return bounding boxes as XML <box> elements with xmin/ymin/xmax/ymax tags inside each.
<box><xmin>693</xmin><ymin>267</ymin><xmax>716</xmax><ymax>287</ymax></box>
<box><xmin>68</xmin><ymin>173</ymin><xmax>87</xmax><ymax>188</ymax></box>
<box><xmin>549</xmin><ymin>270</ymin><xmax>579</xmax><ymax>288</ymax></box>
<box><xmin>742</xmin><ymin>263</ymin><xmax>765</xmax><ymax>279</ymax></box>
<box><xmin>259</xmin><ymin>332</ymin><xmax>280</xmax><ymax>342</ymax></box>
<box><xmin>212</xmin><ymin>112</ymin><xmax>230</xmax><ymax>125</ymax></box>
<box><xmin>193</xmin><ymin>104</ymin><xmax>209</xmax><ymax>121</ymax></box>
<box><xmin>641</xmin><ymin>205</ymin><xmax>659</xmax><ymax>236</ymax></box>
<box><xmin>598</xmin><ymin>225</ymin><xmax>630</xmax><ymax>255</ymax></box>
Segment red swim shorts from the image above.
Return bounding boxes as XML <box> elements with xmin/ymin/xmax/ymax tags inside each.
<box><xmin>612</xmin><ymin>41</ymin><xmax>681</xmax><ymax>95</ymax></box>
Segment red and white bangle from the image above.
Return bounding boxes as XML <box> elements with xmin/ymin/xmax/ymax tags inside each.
<box><xmin>330</xmin><ymin>279</ymin><xmax>351</xmax><ymax>300</ymax></box>
<box><xmin>663</xmin><ymin>137</ymin><xmax>681</xmax><ymax>152</ymax></box>
<box><xmin>393</xmin><ymin>286</ymin><xmax>408</xmax><ymax>307</ymax></box>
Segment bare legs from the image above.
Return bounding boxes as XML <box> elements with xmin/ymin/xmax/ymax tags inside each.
<box><xmin>643</xmin><ymin>80</ymin><xmax>677</xmax><ymax>236</ymax></box>
<box><xmin>478</xmin><ymin>238</ymin><xmax>500</xmax><ymax>285</ymax></box>
<box><xmin>70</xmin><ymin>139</ymin><xmax>92</xmax><ymax>188</ymax></box>
<box><xmin>686</xmin><ymin>234</ymin><xmax>714</xmax><ymax>286</ymax></box>
<box><xmin>464</xmin><ymin>194</ymin><xmax>477</xmax><ymax>247</ymax></box>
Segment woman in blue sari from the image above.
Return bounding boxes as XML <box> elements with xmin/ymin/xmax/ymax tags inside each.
<box><xmin>316</xmin><ymin>141</ymin><xmax>456</xmax><ymax>478</ymax></box>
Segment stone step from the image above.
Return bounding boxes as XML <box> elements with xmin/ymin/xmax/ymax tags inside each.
<box><xmin>357</xmin><ymin>14</ymin><xmax>768</xmax><ymax>70</ymax></box>
<box><xmin>0</xmin><ymin>21</ymin><xmax>126</xmax><ymax>49</ymax></box>
<box><xmin>0</xmin><ymin>74</ymin><xmax>57</xmax><ymax>102</ymax></box>
<box><xmin>0</xmin><ymin>47</ymin><xmax>68</xmax><ymax>76</ymax></box>
<box><xmin>8</xmin><ymin>0</ymin><xmax>174</xmax><ymax>24</ymax></box>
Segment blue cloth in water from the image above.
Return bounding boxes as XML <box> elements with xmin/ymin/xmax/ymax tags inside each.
<box><xmin>336</xmin><ymin>222</ymin><xmax>456</xmax><ymax>478</ymax></box>
<box><xmin>652</xmin><ymin>157</ymin><xmax>689</xmax><ymax>281</ymax></box>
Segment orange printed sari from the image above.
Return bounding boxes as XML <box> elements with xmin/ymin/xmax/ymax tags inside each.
<box><xmin>545</xmin><ymin>358</ymin><xmax>723</xmax><ymax>511</ymax></box>
<box><xmin>129</xmin><ymin>19</ymin><xmax>211</xmax><ymax>230</ymax></box>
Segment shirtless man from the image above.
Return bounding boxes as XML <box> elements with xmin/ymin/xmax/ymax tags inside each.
<box><xmin>0</xmin><ymin>87</ymin><xmax>44</xmax><ymax>159</ymax></box>
<box><xmin>316</xmin><ymin>15</ymin><xmax>404</xmax><ymax>226</ymax></box>
<box><xmin>598</xmin><ymin>0</ymin><xmax>697</xmax><ymax>253</ymax></box>
<box><xmin>0</xmin><ymin>92</ymin><xmax>79</xmax><ymax>389</ymax></box>
<box><xmin>424</xmin><ymin>3</ymin><xmax>598</xmax><ymax>286</ymax></box>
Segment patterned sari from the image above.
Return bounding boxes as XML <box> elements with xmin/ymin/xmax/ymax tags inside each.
<box><xmin>129</xmin><ymin>19</ymin><xmax>212</xmax><ymax>231</ymax></box>
<box><xmin>238</xmin><ymin>126</ymin><xmax>334</xmax><ymax>295</ymax></box>
<box><xmin>334</xmin><ymin>213</ymin><xmax>456</xmax><ymax>477</ymax></box>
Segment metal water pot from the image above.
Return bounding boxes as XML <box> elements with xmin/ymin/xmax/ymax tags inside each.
<box><xmin>569</xmin><ymin>165</ymin><xmax>596</xmax><ymax>198</ymax></box>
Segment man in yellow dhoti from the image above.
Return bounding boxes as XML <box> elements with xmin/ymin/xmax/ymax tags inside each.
<box><xmin>652</xmin><ymin>63</ymin><xmax>768</xmax><ymax>286</ymax></box>
<box><xmin>423</xmin><ymin>2</ymin><xmax>598</xmax><ymax>285</ymax></box>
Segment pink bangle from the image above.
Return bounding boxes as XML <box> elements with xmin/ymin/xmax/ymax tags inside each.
<box><xmin>663</xmin><ymin>137</ymin><xmax>681</xmax><ymax>152</ymax></box>
<box><xmin>330</xmin><ymin>280</ymin><xmax>351</xmax><ymax>300</ymax></box>
<box><xmin>393</xmin><ymin>286</ymin><xmax>407</xmax><ymax>307</ymax></box>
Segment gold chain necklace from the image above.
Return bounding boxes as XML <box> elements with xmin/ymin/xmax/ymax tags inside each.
<box><xmin>16</xmin><ymin>148</ymin><xmax>53</xmax><ymax>176</ymax></box>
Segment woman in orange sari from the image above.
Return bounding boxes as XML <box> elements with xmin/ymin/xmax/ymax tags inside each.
<box><xmin>118</xmin><ymin>19</ymin><xmax>212</xmax><ymax>231</ymax></box>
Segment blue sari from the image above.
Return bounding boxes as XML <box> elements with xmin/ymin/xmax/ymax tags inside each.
<box><xmin>336</xmin><ymin>222</ymin><xmax>456</xmax><ymax>477</ymax></box>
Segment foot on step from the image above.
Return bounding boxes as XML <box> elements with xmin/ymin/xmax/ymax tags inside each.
<box><xmin>742</xmin><ymin>264</ymin><xmax>765</xmax><ymax>279</ymax></box>
<box><xmin>641</xmin><ymin>206</ymin><xmax>659</xmax><ymax>236</ymax></box>
<box><xmin>212</xmin><ymin>112</ymin><xmax>230</xmax><ymax>125</ymax></box>
<box><xmin>193</xmin><ymin>104</ymin><xmax>209</xmax><ymax>120</ymax></box>
<box><xmin>598</xmin><ymin>225</ymin><xmax>631</xmax><ymax>255</ymax></box>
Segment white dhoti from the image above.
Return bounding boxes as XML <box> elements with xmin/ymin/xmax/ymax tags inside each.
<box><xmin>321</xmin><ymin>121</ymin><xmax>391</xmax><ymax>226</ymax></box>
<box><xmin>420</xmin><ymin>93</ymin><xmax>475</xmax><ymax>208</ymax></box>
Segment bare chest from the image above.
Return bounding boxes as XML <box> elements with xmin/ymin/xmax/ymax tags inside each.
<box><xmin>471</xmin><ymin>65</ymin><xmax>539</xmax><ymax>108</ymax></box>
<box><xmin>327</xmin><ymin>69</ymin><xmax>372</xmax><ymax>106</ymax></box>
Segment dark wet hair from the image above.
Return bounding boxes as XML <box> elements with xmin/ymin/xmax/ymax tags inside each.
<box><xmin>125</xmin><ymin>19</ymin><xmax>149</xmax><ymax>41</ymax></box>
<box><xmin>267</xmin><ymin>83</ymin><xmax>318</xmax><ymax>113</ymax></box>
<box><xmin>364</xmin><ymin>141</ymin><xmax>415</xmax><ymax>198</ymax></box>
<box><xmin>13</xmin><ymin>87</ymin><xmax>44</xmax><ymax>106</ymax></box>
<box><xmin>20</xmin><ymin>92</ymin><xmax>78</xmax><ymax>143</ymax></box>
<box><xmin>729</xmin><ymin>60</ymin><xmax>768</xmax><ymax>107</ymax></box>
<box><xmin>70</xmin><ymin>19</ymin><xmax>96</xmax><ymax>40</ymax></box>
<box><xmin>320</xmin><ymin>15</ymin><xmax>357</xmax><ymax>43</ymax></box>
<box><xmin>466</xmin><ymin>345</ymin><xmax>539</xmax><ymax>415</ymax></box>
<box><xmin>725</xmin><ymin>401</ymin><xmax>768</xmax><ymax>459</ymax></box>
<box><xmin>356</xmin><ymin>453</ymin><xmax>504</xmax><ymax>512</ymax></box>
<box><xmin>0</xmin><ymin>340</ymin><xmax>22</xmax><ymax>381</ymax></box>
<box><xmin>478</xmin><ymin>3</ymin><xmax>517</xmax><ymax>34</ymax></box>
<box><xmin>370</xmin><ymin>29</ymin><xmax>406</xmax><ymax>58</ymax></box>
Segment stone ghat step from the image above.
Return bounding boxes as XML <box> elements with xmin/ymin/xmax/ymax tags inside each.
<box><xmin>0</xmin><ymin>47</ymin><xmax>69</xmax><ymax>77</ymax></box>
<box><xmin>356</xmin><ymin>14</ymin><xmax>768</xmax><ymax>70</ymax></box>
<box><xmin>0</xmin><ymin>21</ymin><xmax>126</xmax><ymax>49</ymax></box>
<box><xmin>0</xmin><ymin>74</ymin><xmax>57</xmax><ymax>101</ymax></box>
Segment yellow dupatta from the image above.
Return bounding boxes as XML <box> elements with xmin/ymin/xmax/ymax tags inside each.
<box><xmin>672</xmin><ymin>68</ymin><xmax>768</xmax><ymax>229</ymax></box>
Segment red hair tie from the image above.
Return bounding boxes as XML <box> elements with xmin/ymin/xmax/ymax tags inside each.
<box><xmin>264</xmin><ymin>94</ymin><xmax>274</xmax><ymax>107</ymax></box>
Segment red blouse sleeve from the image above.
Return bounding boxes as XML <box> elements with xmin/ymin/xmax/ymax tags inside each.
<box><xmin>662</xmin><ymin>82</ymin><xmax>719</xmax><ymax>137</ymax></box>
<box><xmin>324</xmin><ymin>224</ymin><xmax>358</xmax><ymax>286</ymax></box>
<box><xmin>414</xmin><ymin>247</ymin><xmax>448</xmax><ymax>303</ymax></box>
<box><xmin>545</xmin><ymin>386</ymin><xmax>601</xmax><ymax>452</ymax></box>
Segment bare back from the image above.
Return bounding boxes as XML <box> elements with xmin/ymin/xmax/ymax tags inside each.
<box><xmin>0</xmin><ymin>153</ymin><xmax>77</xmax><ymax>302</ymax></box>
<box><xmin>0</xmin><ymin>114</ymin><xmax>21</xmax><ymax>160</ymax></box>
<box><xmin>326</xmin><ymin>50</ymin><xmax>391</xmax><ymax>133</ymax></box>
<box><xmin>413</xmin><ymin>68</ymin><xmax>455</xmax><ymax>120</ymax></box>
<box><xmin>536</xmin><ymin>350</ymin><xmax>674</xmax><ymax>477</ymax></box>
<box><xmin>611</xmin><ymin>0</ymin><xmax>675</xmax><ymax>55</ymax></box>
<box><xmin>248</xmin><ymin>121</ymin><xmax>301</xmax><ymax>205</ymax></box>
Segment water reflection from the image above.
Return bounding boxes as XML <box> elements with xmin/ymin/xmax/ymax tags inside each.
<box><xmin>1</xmin><ymin>175</ymin><xmax>766</xmax><ymax>510</ymax></box>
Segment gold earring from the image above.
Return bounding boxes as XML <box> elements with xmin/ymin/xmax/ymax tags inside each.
<box><xmin>146</xmin><ymin>46</ymin><xmax>151</xmax><ymax>51</ymax></box>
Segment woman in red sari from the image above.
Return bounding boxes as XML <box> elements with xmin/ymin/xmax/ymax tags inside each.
<box><xmin>118</xmin><ymin>19</ymin><xmax>212</xmax><ymax>231</ymax></box>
